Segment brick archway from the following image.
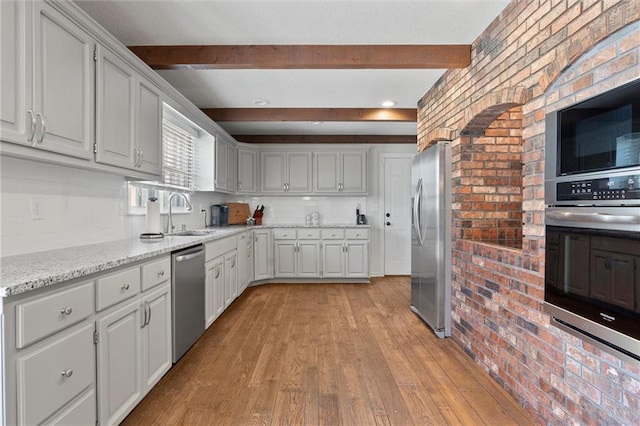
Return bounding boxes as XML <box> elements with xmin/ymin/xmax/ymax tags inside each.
<box><xmin>460</xmin><ymin>86</ymin><xmax>528</xmax><ymax>136</ymax></box>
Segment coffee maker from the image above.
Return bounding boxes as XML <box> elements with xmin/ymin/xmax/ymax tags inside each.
<box><xmin>210</xmin><ymin>204</ymin><xmax>229</xmax><ymax>226</ymax></box>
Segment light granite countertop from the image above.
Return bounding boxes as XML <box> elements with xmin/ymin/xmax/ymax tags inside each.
<box><xmin>0</xmin><ymin>223</ymin><xmax>370</xmax><ymax>298</ymax></box>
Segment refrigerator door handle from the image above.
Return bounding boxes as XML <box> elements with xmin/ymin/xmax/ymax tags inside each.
<box><xmin>414</xmin><ymin>178</ymin><xmax>424</xmax><ymax>247</ymax></box>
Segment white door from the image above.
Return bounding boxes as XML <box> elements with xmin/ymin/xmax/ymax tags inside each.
<box><xmin>383</xmin><ymin>157</ymin><xmax>413</xmax><ymax>275</ymax></box>
<box><xmin>1</xmin><ymin>0</ymin><xmax>31</xmax><ymax>145</ymax></box>
<box><xmin>287</xmin><ymin>152</ymin><xmax>312</xmax><ymax>193</ymax></box>
<box><xmin>142</xmin><ymin>284</ymin><xmax>172</xmax><ymax>392</ymax></box>
<box><xmin>253</xmin><ymin>230</ymin><xmax>272</xmax><ymax>280</ymax></box>
<box><xmin>96</xmin><ymin>300</ymin><xmax>142</xmax><ymax>426</ymax></box>
<box><xmin>322</xmin><ymin>242</ymin><xmax>344</xmax><ymax>278</ymax></box>
<box><xmin>95</xmin><ymin>45</ymin><xmax>135</xmax><ymax>169</ymax></box>
<box><xmin>298</xmin><ymin>241</ymin><xmax>321</xmax><ymax>277</ymax></box>
<box><xmin>274</xmin><ymin>241</ymin><xmax>297</xmax><ymax>277</ymax></box>
<box><xmin>33</xmin><ymin>2</ymin><xmax>94</xmax><ymax>159</ymax></box>
<box><xmin>136</xmin><ymin>78</ymin><xmax>162</xmax><ymax>175</ymax></box>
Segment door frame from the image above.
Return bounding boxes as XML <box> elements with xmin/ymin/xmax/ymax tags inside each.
<box><xmin>379</xmin><ymin>153</ymin><xmax>415</xmax><ymax>276</ymax></box>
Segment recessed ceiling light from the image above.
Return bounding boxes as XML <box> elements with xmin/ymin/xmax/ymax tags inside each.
<box><xmin>381</xmin><ymin>100</ymin><xmax>397</xmax><ymax>107</ymax></box>
<box><xmin>253</xmin><ymin>99</ymin><xmax>269</xmax><ymax>106</ymax></box>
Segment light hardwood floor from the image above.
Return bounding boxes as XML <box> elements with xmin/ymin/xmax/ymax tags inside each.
<box><xmin>123</xmin><ymin>277</ymin><xmax>535</xmax><ymax>425</ymax></box>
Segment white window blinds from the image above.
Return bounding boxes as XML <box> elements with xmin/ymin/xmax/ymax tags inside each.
<box><xmin>162</xmin><ymin>118</ymin><xmax>195</xmax><ymax>190</ymax></box>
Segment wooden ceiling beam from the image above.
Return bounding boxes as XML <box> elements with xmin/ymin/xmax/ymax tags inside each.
<box><xmin>127</xmin><ymin>44</ymin><xmax>471</xmax><ymax>69</ymax></box>
<box><xmin>202</xmin><ymin>108</ymin><xmax>416</xmax><ymax>122</ymax></box>
<box><xmin>232</xmin><ymin>135</ymin><xmax>416</xmax><ymax>144</ymax></box>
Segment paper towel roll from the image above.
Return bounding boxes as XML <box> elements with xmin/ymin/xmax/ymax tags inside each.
<box><xmin>146</xmin><ymin>198</ymin><xmax>162</xmax><ymax>234</ymax></box>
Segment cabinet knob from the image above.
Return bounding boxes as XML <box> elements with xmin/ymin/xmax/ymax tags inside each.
<box><xmin>386</xmin><ymin>222</ymin><xmax>391</xmax><ymax>226</ymax></box>
<box><xmin>61</xmin><ymin>369</ymin><xmax>73</xmax><ymax>378</ymax></box>
<box><xmin>60</xmin><ymin>307</ymin><xmax>73</xmax><ymax>316</ymax></box>
<box><xmin>386</xmin><ymin>213</ymin><xmax>391</xmax><ymax>217</ymax></box>
<box><xmin>157</xmin><ymin>270</ymin><xmax>165</xmax><ymax>277</ymax></box>
<box><xmin>121</xmin><ymin>283</ymin><xmax>130</xmax><ymax>291</ymax></box>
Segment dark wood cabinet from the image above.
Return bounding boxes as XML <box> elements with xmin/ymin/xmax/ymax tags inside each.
<box><xmin>558</xmin><ymin>233</ymin><xmax>590</xmax><ymax>297</ymax></box>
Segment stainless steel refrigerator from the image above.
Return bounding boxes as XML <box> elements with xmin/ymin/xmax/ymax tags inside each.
<box><xmin>411</xmin><ymin>142</ymin><xmax>452</xmax><ymax>338</ymax></box>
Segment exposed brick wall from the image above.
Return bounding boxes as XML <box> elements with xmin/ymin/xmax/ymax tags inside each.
<box><xmin>417</xmin><ymin>1</ymin><xmax>640</xmax><ymax>424</ymax></box>
<box><xmin>454</xmin><ymin>107</ymin><xmax>523</xmax><ymax>248</ymax></box>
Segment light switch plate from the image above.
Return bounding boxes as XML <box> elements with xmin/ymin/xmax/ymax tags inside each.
<box><xmin>30</xmin><ymin>197</ymin><xmax>44</xmax><ymax>220</ymax></box>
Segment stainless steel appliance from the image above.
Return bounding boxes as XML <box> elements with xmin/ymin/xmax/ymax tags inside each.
<box><xmin>171</xmin><ymin>245</ymin><xmax>205</xmax><ymax>363</ymax></box>
<box><xmin>411</xmin><ymin>142</ymin><xmax>452</xmax><ymax>338</ymax></box>
<box><xmin>544</xmin><ymin>78</ymin><xmax>640</xmax><ymax>364</ymax></box>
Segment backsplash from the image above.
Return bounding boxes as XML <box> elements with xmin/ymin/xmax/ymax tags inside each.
<box><xmin>0</xmin><ymin>156</ymin><xmax>224</xmax><ymax>257</ymax></box>
<box><xmin>227</xmin><ymin>195</ymin><xmax>367</xmax><ymax>226</ymax></box>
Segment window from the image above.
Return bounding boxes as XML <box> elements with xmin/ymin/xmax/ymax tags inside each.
<box><xmin>128</xmin><ymin>103</ymin><xmax>200</xmax><ymax>215</ymax></box>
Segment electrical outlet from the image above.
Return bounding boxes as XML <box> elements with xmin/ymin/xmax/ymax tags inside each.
<box><xmin>31</xmin><ymin>197</ymin><xmax>44</xmax><ymax>220</ymax></box>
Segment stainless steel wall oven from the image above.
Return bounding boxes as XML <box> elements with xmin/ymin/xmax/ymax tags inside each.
<box><xmin>544</xmin><ymin>78</ymin><xmax>640</xmax><ymax>365</ymax></box>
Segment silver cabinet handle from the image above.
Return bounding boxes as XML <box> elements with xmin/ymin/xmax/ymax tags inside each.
<box><xmin>36</xmin><ymin>112</ymin><xmax>46</xmax><ymax>144</ymax></box>
<box><xmin>215</xmin><ymin>267</ymin><xmax>220</xmax><ymax>279</ymax></box>
<box><xmin>60</xmin><ymin>307</ymin><xmax>73</xmax><ymax>315</ymax></box>
<box><xmin>157</xmin><ymin>270</ymin><xmax>165</xmax><ymax>278</ymax></box>
<box><xmin>231</xmin><ymin>258</ymin><xmax>236</xmax><ymax>268</ymax></box>
<box><xmin>146</xmin><ymin>302</ymin><xmax>151</xmax><ymax>326</ymax></box>
<box><xmin>138</xmin><ymin>149</ymin><xmax>144</xmax><ymax>167</ymax></box>
<box><xmin>121</xmin><ymin>283</ymin><xmax>130</xmax><ymax>291</ymax></box>
<box><xmin>133</xmin><ymin>148</ymin><xmax>139</xmax><ymax>167</ymax></box>
<box><xmin>27</xmin><ymin>110</ymin><xmax>37</xmax><ymax>142</ymax></box>
<box><xmin>61</xmin><ymin>369</ymin><xmax>73</xmax><ymax>378</ymax></box>
<box><xmin>141</xmin><ymin>302</ymin><xmax>147</xmax><ymax>328</ymax></box>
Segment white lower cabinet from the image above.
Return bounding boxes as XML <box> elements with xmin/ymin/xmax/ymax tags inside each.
<box><xmin>345</xmin><ymin>241</ymin><xmax>369</xmax><ymax>278</ymax></box>
<box><xmin>273</xmin><ymin>229</ymin><xmax>322</xmax><ymax>278</ymax></box>
<box><xmin>16</xmin><ymin>324</ymin><xmax>96</xmax><ymax>425</ymax></box>
<box><xmin>95</xmin><ymin>258</ymin><xmax>172</xmax><ymax>426</ymax></box>
<box><xmin>320</xmin><ymin>228</ymin><xmax>370</xmax><ymax>278</ymax></box>
<box><xmin>322</xmin><ymin>241</ymin><xmax>345</xmax><ymax>278</ymax></box>
<box><xmin>205</xmin><ymin>256</ymin><xmax>225</xmax><ymax>328</ymax></box>
<box><xmin>237</xmin><ymin>231</ymin><xmax>253</xmax><ymax>295</ymax></box>
<box><xmin>254</xmin><ymin>229</ymin><xmax>273</xmax><ymax>281</ymax></box>
<box><xmin>224</xmin><ymin>250</ymin><xmax>238</xmax><ymax>308</ymax></box>
<box><xmin>205</xmin><ymin>236</ymin><xmax>239</xmax><ymax>327</ymax></box>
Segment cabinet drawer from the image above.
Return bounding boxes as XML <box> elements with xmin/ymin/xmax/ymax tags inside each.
<box><xmin>346</xmin><ymin>229</ymin><xmax>369</xmax><ymax>240</ymax></box>
<box><xmin>298</xmin><ymin>229</ymin><xmax>320</xmax><ymax>239</ymax></box>
<box><xmin>47</xmin><ymin>389</ymin><xmax>96</xmax><ymax>426</ymax></box>
<box><xmin>17</xmin><ymin>324</ymin><xmax>95</xmax><ymax>426</ymax></box>
<box><xmin>206</xmin><ymin>237</ymin><xmax>238</xmax><ymax>261</ymax></box>
<box><xmin>95</xmin><ymin>266</ymin><xmax>140</xmax><ymax>311</ymax></box>
<box><xmin>321</xmin><ymin>229</ymin><xmax>345</xmax><ymax>240</ymax></box>
<box><xmin>141</xmin><ymin>256</ymin><xmax>170</xmax><ymax>292</ymax></box>
<box><xmin>16</xmin><ymin>281</ymin><xmax>94</xmax><ymax>349</ymax></box>
<box><xmin>273</xmin><ymin>229</ymin><xmax>297</xmax><ymax>240</ymax></box>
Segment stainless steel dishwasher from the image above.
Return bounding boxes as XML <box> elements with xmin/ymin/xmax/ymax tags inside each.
<box><xmin>171</xmin><ymin>244</ymin><xmax>205</xmax><ymax>363</ymax></box>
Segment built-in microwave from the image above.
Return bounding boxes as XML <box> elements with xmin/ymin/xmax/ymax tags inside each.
<box><xmin>545</xmin><ymin>78</ymin><xmax>640</xmax><ymax>206</ymax></box>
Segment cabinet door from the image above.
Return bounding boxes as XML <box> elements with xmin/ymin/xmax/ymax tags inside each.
<box><xmin>96</xmin><ymin>300</ymin><xmax>142</xmax><ymax>426</ymax></box>
<box><xmin>247</xmin><ymin>235</ymin><xmax>255</xmax><ymax>285</ymax></box>
<box><xmin>33</xmin><ymin>2</ymin><xmax>94</xmax><ymax>159</ymax></box>
<box><xmin>224</xmin><ymin>251</ymin><xmax>237</xmax><ymax>308</ymax></box>
<box><xmin>261</xmin><ymin>151</ymin><xmax>286</xmax><ymax>192</ymax></box>
<box><xmin>142</xmin><ymin>284</ymin><xmax>172</xmax><ymax>393</ymax></box>
<box><xmin>314</xmin><ymin>152</ymin><xmax>340</xmax><ymax>193</ymax></box>
<box><xmin>322</xmin><ymin>242</ymin><xmax>345</xmax><ymax>278</ymax></box>
<box><xmin>287</xmin><ymin>152</ymin><xmax>312</xmax><ymax>193</ymax></box>
<box><xmin>254</xmin><ymin>230</ymin><xmax>273</xmax><ymax>280</ymax></box>
<box><xmin>215</xmin><ymin>138</ymin><xmax>228</xmax><ymax>190</ymax></box>
<box><xmin>227</xmin><ymin>143</ymin><xmax>238</xmax><ymax>192</ymax></box>
<box><xmin>1</xmin><ymin>0</ymin><xmax>32</xmax><ymax>145</ymax></box>
<box><xmin>591</xmin><ymin>251</ymin><xmax>635</xmax><ymax>311</ymax></box>
<box><xmin>298</xmin><ymin>241</ymin><xmax>321</xmax><ymax>278</ymax></box>
<box><xmin>274</xmin><ymin>241</ymin><xmax>297</xmax><ymax>277</ymax></box>
<box><xmin>345</xmin><ymin>241</ymin><xmax>369</xmax><ymax>278</ymax></box>
<box><xmin>214</xmin><ymin>257</ymin><xmax>225</xmax><ymax>318</ymax></box>
<box><xmin>341</xmin><ymin>151</ymin><xmax>368</xmax><ymax>193</ymax></box>
<box><xmin>95</xmin><ymin>45</ymin><xmax>135</xmax><ymax>169</ymax></box>
<box><xmin>238</xmin><ymin>147</ymin><xmax>257</xmax><ymax>193</ymax></box>
<box><xmin>236</xmin><ymin>234</ymin><xmax>247</xmax><ymax>295</ymax></box>
<box><xmin>136</xmin><ymin>78</ymin><xmax>162</xmax><ymax>175</ymax></box>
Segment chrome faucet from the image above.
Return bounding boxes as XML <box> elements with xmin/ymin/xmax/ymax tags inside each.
<box><xmin>167</xmin><ymin>192</ymin><xmax>193</xmax><ymax>234</ymax></box>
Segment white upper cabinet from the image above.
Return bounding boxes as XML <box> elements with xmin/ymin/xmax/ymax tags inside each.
<box><xmin>32</xmin><ymin>1</ymin><xmax>94</xmax><ymax>159</ymax></box>
<box><xmin>261</xmin><ymin>150</ymin><xmax>312</xmax><ymax>193</ymax></box>
<box><xmin>95</xmin><ymin>45</ymin><xmax>135</xmax><ymax>169</ymax></box>
<box><xmin>96</xmin><ymin>46</ymin><xmax>162</xmax><ymax>176</ymax></box>
<box><xmin>2</xmin><ymin>2</ymin><xmax>94</xmax><ymax>158</ymax></box>
<box><xmin>1</xmin><ymin>1</ymin><xmax>31</xmax><ymax>145</ymax></box>
<box><xmin>213</xmin><ymin>133</ymin><xmax>238</xmax><ymax>193</ymax></box>
<box><xmin>227</xmin><ymin>142</ymin><xmax>238</xmax><ymax>192</ymax></box>
<box><xmin>135</xmin><ymin>79</ymin><xmax>162</xmax><ymax>175</ymax></box>
<box><xmin>314</xmin><ymin>150</ymin><xmax>368</xmax><ymax>194</ymax></box>
<box><xmin>237</xmin><ymin>146</ymin><xmax>258</xmax><ymax>193</ymax></box>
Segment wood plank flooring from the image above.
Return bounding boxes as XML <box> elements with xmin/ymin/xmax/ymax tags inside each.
<box><xmin>123</xmin><ymin>277</ymin><xmax>535</xmax><ymax>425</ymax></box>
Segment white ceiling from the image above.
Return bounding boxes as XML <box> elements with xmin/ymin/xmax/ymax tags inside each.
<box><xmin>76</xmin><ymin>0</ymin><xmax>510</xmax><ymax>138</ymax></box>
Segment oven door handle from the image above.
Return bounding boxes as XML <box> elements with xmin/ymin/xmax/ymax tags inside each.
<box><xmin>546</xmin><ymin>210</ymin><xmax>640</xmax><ymax>225</ymax></box>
